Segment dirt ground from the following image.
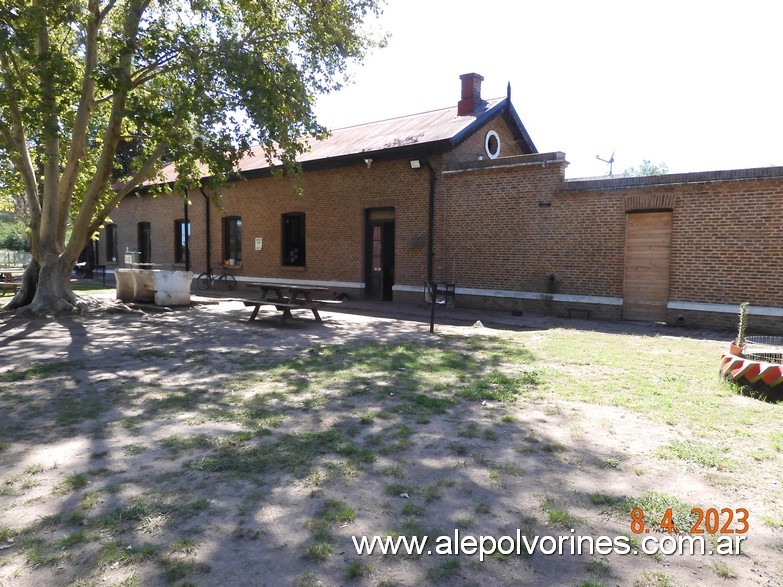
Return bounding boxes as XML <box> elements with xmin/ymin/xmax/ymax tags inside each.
<box><xmin>0</xmin><ymin>296</ymin><xmax>781</xmax><ymax>587</ymax></box>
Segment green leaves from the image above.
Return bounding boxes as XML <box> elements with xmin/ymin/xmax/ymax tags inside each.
<box><xmin>0</xmin><ymin>0</ymin><xmax>384</xmax><ymax>275</ymax></box>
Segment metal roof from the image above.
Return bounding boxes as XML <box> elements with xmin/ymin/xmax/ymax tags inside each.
<box><xmin>153</xmin><ymin>96</ymin><xmax>536</xmax><ymax>184</ymax></box>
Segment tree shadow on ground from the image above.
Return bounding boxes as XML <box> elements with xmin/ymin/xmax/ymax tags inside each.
<box><xmin>0</xmin><ymin>302</ymin><xmax>770</xmax><ymax>586</ymax></box>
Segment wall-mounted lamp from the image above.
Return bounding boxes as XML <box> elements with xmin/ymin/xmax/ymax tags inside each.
<box><xmin>364</xmin><ymin>158</ymin><xmax>373</xmax><ymax>169</ymax></box>
<box><xmin>409</xmin><ymin>160</ymin><xmax>421</xmax><ymax>169</ymax></box>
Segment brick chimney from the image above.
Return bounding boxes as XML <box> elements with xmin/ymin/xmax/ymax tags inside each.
<box><xmin>457</xmin><ymin>72</ymin><xmax>484</xmax><ymax>116</ymax></box>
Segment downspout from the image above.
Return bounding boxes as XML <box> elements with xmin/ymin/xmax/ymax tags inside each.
<box><xmin>199</xmin><ymin>187</ymin><xmax>211</xmax><ymax>273</ymax></box>
<box><xmin>424</xmin><ymin>157</ymin><xmax>437</xmax><ymax>333</ymax></box>
<box><xmin>183</xmin><ymin>197</ymin><xmax>190</xmax><ymax>272</ymax></box>
<box><xmin>424</xmin><ymin>159</ymin><xmax>437</xmax><ymax>282</ymax></box>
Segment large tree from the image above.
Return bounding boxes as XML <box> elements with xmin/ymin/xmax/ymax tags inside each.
<box><xmin>0</xmin><ymin>0</ymin><xmax>383</xmax><ymax>314</ymax></box>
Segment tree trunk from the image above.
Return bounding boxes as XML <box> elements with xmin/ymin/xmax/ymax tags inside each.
<box><xmin>4</xmin><ymin>256</ymin><xmax>80</xmax><ymax>315</ymax></box>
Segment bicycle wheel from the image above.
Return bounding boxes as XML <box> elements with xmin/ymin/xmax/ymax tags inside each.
<box><xmin>218</xmin><ymin>274</ymin><xmax>237</xmax><ymax>291</ymax></box>
<box><xmin>196</xmin><ymin>273</ymin><xmax>212</xmax><ymax>290</ymax></box>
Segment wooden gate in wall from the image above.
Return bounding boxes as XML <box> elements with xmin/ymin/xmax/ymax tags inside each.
<box><xmin>623</xmin><ymin>211</ymin><xmax>672</xmax><ymax>321</ymax></box>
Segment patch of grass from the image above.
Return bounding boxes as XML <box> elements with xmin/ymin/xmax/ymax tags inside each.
<box><xmin>625</xmin><ymin>491</ymin><xmax>698</xmax><ymax>534</ymax></box>
<box><xmin>52</xmin><ymin>473</ymin><xmax>88</xmax><ymax>495</ymax></box>
<box><xmin>295</xmin><ymin>572</ymin><xmax>324</xmax><ymax>587</ymax></box>
<box><xmin>633</xmin><ymin>569</ymin><xmax>678</xmax><ymax>587</ymax></box>
<box><xmin>185</xmin><ymin>427</ymin><xmax>374</xmax><ymax>477</ymax></box>
<box><xmin>170</xmin><ymin>538</ymin><xmax>197</xmax><ymax>554</ymax></box>
<box><xmin>384</xmin><ymin>483</ymin><xmax>409</xmax><ymax>496</ymax></box>
<box><xmin>482</xmin><ymin>428</ymin><xmax>498</xmax><ymax>441</ymax></box>
<box><xmin>540</xmin><ymin>499</ymin><xmax>574</xmax><ymax>529</ymax></box>
<box><xmin>457</xmin><ymin>370</ymin><xmax>540</xmax><ymax>402</ymax></box>
<box><xmin>23</xmin><ymin>464</ymin><xmax>44</xmax><ymax>475</ymax></box>
<box><xmin>542</xmin><ymin>442</ymin><xmax>567</xmax><ymax>453</ymax></box>
<box><xmin>587</xmin><ymin>493</ymin><xmax>626</xmax><ymax>509</ymax></box>
<box><xmin>92</xmin><ymin>498</ymin><xmax>209</xmax><ymax>533</ymax></box>
<box><xmin>401</xmin><ymin>503</ymin><xmax>425</xmax><ymax>516</ymax></box>
<box><xmin>344</xmin><ymin>559</ymin><xmax>372</xmax><ymax>579</ymax></box>
<box><xmin>124</xmin><ymin>443</ymin><xmax>148</xmax><ymax>456</ymax></box>
<box><xmin>749</xmin><ymin>448</ymin><xmax>775</xmax><ymax>461</ymax></box>
<box><xmin>132</xmin><ymin>348</ymin><xmax>174</xmax><ymax>359</ymax></box>
<box><xmin>421</xmin><ymin>478</ymin><xmax>455</xmax><ymax>502</ymax></box>
<box><xmin>392</xmin><ymin>393</ymin><xmax>455</xmax><ymax>416</ymax></box>
<box><xmin>0</xmin><ymin>361</ymin><xmax>71</xmax><ymax>382</ymax></box>
<box><xmin>658</xmin><ymin>440</ymin><xmax>733</xmax><ymax>469</ymax></box>
<box><xmin>475</xmin><ymin>502</ymin><xmax>491</xmax><ymax>514</ymax></box>
<box><xmin>19</xmin><ymin>536</ymin><xmax>63</xmax><ymax>568</ymax></box>
<box><xmin>760</xmin><ymin>514</ymin><xmax>783</xmax><ymax>528</ymax></box>
<box><xmin>771</xmin><ymin>431</ymin><xmax>783</xmax><ymax>452</ymax></box>
<box><xmin>161</xmin><ymin>434</ymin><xmax>212</xmax><ymax>452</ymax></box>
<box><xmin>58</xmin><ymin>529</ymin><xmax>88</xmax><ymax>548</ymax></box>
<box><xmin>711</xmin><ymin>560</ymin><xmax>737</xmax><ymax>578</ymax></box>
<box><xmin>458</xmin><ymin>422</ymin><xmax>480</xmax><ymax>438</ymax></box>
<box><xmin>56</xmin><ymin>396</ymin><xmax>104</xmax><ymax>426</ymax></box>
<box><xmin>585</xmin><ymin>559</ymin><xmax>612</xmax><ymax>576</ymax></box>
<box><xmin>579</xmin><ymin>581</ymin><xmax>607</xmax><ymax>587</ymax></box>
<box><xmin>321</xmin><ymin>498</ymin><xmax>357</xmax><ymax>524</ymax></box>
<box><xmin>453</xmin><ymin>516</ymin><xmax>475</xmax><ymax>529</ymax></box>
<box><xmin>425</xmin><ymin>559</ymin><xmax>460</xmax><ymax>582</ymax></box>
<box><xmin>162</xmin><ymin>560</ymin><xmax>190</xmax><ymax>583</ymax></box>
<box><xmin>96</xmin><ymin>541</ymin><xmax>156</xmax><ymax>567</ymax></box>
<box><xmin>379</xmin><ymin>464</ymin><xmax>405</xmax><ymax>478</ymax></box>
<box><xmin>306</xmin><ymin>542</ymin><xmax>331</xmax><ymax>562</ymax></box>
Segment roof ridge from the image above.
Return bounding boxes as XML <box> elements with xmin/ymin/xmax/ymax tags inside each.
<box><xmin>328</xmin><ymin>96</ymin><xmax>507</xmax><ymax>132</ymax></box>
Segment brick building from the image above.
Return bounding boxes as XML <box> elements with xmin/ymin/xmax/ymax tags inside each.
<box><xmin>102</xmin><ymin>73</ymin><xmax>783</xmax><ymax>332</ymax></box>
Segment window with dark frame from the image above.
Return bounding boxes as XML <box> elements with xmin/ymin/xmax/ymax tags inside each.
<box><xmin>174</xmin><ymin>219</ymin><xmax>190</xmax><ymax>264</ymax></box>
<box><xmin>105</xmin><ymin>224</ymin><xmax>118</xmax><ymax>263</ymax></box>
<box><xmin>281</xmin><ymin>212</ymin><xmax>305</xmax><ymax>266</ymax></box>
<box><xmin>223</xmin><ymin>216</ymin><xmax>242</xmax><ymax>265</ymax></box>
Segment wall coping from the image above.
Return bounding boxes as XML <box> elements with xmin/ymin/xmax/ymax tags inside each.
<box><xmin>442</xmin><ymin>151</ymin><xmax>567</xmax><ymax>174</ymax></box>
<box><xmin>560</xmin><ymin>166</ymin><xmax>783</xmax><ymax>192</ymax></box>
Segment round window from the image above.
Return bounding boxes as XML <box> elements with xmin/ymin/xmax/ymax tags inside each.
<box><xmin>485</xmin><ymin>130</ymin><xmax>500</xmax><ymax>159</ymax></box>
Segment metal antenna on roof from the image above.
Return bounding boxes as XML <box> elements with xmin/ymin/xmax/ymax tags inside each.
<box><xmin>596</xmin><ymin>152</ymin><xmax>615</xmax><ymax>176</ymax></box>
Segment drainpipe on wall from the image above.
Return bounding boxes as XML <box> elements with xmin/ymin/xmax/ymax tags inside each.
<box><xmin>424</xmin><ymin>159</ymin><xmax>437</xmax><ymax>282</ymax></box>
<box><xmin>424</xmin><ymin>158</ymin><xmax>437</xmax><ymax>333</ymax></box>
<box><xmin>199</xmin><ymin>187</ymin><xmax>211</xmax><ymax>273</ymax></box>
<box><xmin>183</xmin><ymin>198</ymin><xmax>190</xmax><ymax>272</ymax></box>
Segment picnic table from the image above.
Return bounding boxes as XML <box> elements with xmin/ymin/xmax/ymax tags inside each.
<box><xmin>241</xmin><ymin>282</ymin><xmax>336</xmax><ymax>324</ymax></box>
<box><xmin>0</xmin><ymin>272</ymin><xmax>20</xmax><ymax>296</ymax></box>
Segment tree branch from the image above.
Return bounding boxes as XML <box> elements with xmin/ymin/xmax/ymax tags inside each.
<box><xmin>65</xmin><ymin>0</ymin><xmax>147</xmax><ymax>264</ymax></box>
<box><xmin>86</xmin><ymin>140</ymin><xmax>169</xmax><ymax>237</ymax></box>
<box><xmin>34</xmin><ymin>0</ymin><xmax>63</xmax><ymax>255</ymax></box>
<box><xmin>56</xmin><ymin>0</ymin><xmax>101</xmax><ymax>244</ymax></box>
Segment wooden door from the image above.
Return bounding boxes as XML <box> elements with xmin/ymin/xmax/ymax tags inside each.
<box><xmin>365</xmin><ymin>208</ymin><xmax>395</xmax><ymax>301</ymax></box>
<box><xmin>623</xmin><ymin>211</ymin><xmax>672</xmax><ymax>321</ymax></box>
<box><xmin>137</xmin><ymin>222</ymin><xmax>151</xmax><ymax>264</ymax></box>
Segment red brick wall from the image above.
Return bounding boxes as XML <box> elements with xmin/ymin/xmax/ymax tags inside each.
<box><xmin>446</xmin><ymin>114</ymin><xmax>526</xmax><ymax>165</ymax></box>
<box><xmin>104</xmin><ymin>128</ymin><xmax>783</xmax><ymax>332</ymax></box>
<box><xmin>99</xmin><ymin>192</ymin><xmax>206</xmax><ymax>270</ymax></box>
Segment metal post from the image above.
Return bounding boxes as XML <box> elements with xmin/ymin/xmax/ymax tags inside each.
<box><xmin>429</xmin><ymin>281</ymin><xmax>436</xmax><ymax>334</ymax></box>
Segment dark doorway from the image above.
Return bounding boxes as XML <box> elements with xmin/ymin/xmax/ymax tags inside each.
<box><xmin>365</xmin><ymin>208</ymin><xmax>395</xmax><ymax>301</ymax></box>
<box><xmin>137</xmin><ymin>222</ymin><xmax>151</xmax><ymax>264</ymax></box>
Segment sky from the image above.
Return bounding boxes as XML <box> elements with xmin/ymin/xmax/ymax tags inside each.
<box><xmin>314</xmin><ymin>0</ymin><xmax>783</xmax><ymax>179</ymax></box>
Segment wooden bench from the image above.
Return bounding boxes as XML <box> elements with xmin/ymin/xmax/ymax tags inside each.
<box><xmin>0</xmin><ymin>272</ymin><xmax>18</xmax><ymax>296</ymax></box>
<box><xmin>0</xmin><ymin>282</ymin><xmax>19</xmax><ymax>296</ymax></box>
<box><xmin>242</xmin><ymin>299</ymin><xmax>330</xmax><ymax>324</ymax></box>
